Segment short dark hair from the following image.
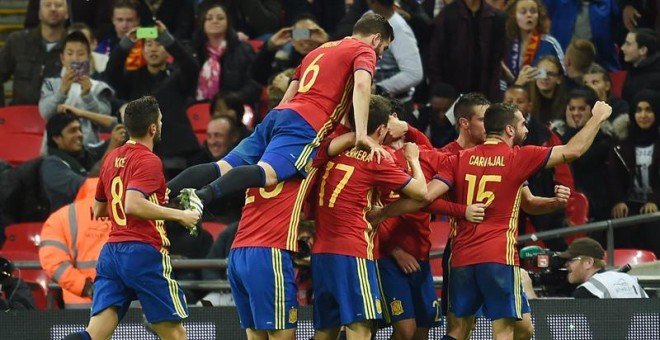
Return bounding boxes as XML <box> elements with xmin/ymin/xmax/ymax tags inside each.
<box><xmin>62</xmin><ymin>30</ymin><xmax>91</xmax><ymax>54</ymax></box>
<box><xmin>123</xmin><ymin>96</ymin><xmax>160</xmax><ymax>138</ymax></box>
<box><xmin>430</xmin><ymin>82</ymin><xmax>457</xmax><ymax>99</ymax></box>
<box><xmin>68</xmin><ymin>22</ymin><xmax>94</xmax><ymax>41</ymax></box>
<box><xmin>484</xmin><ymin>103</ymin><xmax>519</xmax><ymax>135</ymax></box>
<box><xmin>567</xmin><ymin>87</ymin><xmax>598</xmax><ymax>108</ymax></box>
<box><xmin>350</xmin><ymin>95</ymin><xmax>392</xmax><ymax>134</ymax></box>
<box><xmin>454</xmin><ymin>92</ymin><xmax>491</xmax><ymax>121</ymax></box>
<box><xmin>633</xmin><ymin>28</ymin><xmax>659</xmax><ymax>56</ymax></box>
<box><xmin>506</xmin><ymin>84</ymin><xmax>530</xmax><ymax>96</ymax></box>
<box><xmin>211</xmin><ymin>92</ymin><xmax>246</xmax><ymax>124</ymax></box>
<box><xmin>584</xmin><ymin>63</ymin><xmax>611</xmax><ymax>84</ymax></box>
<box><xmin>46</xmin><ymin>112</ymin><xmax>79</xmax><ymax>148</ymax></box>
<box><xmin>113</xmin><ymin>0</ymin><xmax>138</xmax><ymax>12</ymax></box>
<box><xmin>367</xmin><ymin>95</ymin><xmax>392</xmax><ymax>134</ymax></box>
<box><xmin>352</xmin><ymin>13</ymin><xmax>394</xmax><ymax>43</ymax></box>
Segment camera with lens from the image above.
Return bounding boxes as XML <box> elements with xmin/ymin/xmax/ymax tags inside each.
<box><xmin>520</xmin><ymin>246</ymin><xmax>575</xmax><ymax>297</ymax></box>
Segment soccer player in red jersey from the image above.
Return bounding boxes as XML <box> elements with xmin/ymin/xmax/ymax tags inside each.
<box><xmin>311</xmin><ymin>96</ymin><xmax>428</xmax><ymax>340</ymax></box>
<box><xmin>377</xmin><ymin>101</ymin><xmax>612</xmax><ymax>340</ymax></box>
<box><xmin>435</xmin><ymin>93</ymin><xmax>571</xmax><ymax>340</ymax></box>
<box><xmin>227</xmin><ymin>130</ymin><xmax>355</xmax><ymax>340</ymax></box>
<box><xmin>63</xmin><ymin>97</ymin><xmax>200</xmax><ymax>340</ymax></box>
<box><xmin>169</xmin><ymin>14</ymin><xmax>395</xmax><ymax>210</ymax></box>
<box><xmin>376</xmin><ymin>118</ymin><xmax>482</xmax><ymax>340</ymax></box>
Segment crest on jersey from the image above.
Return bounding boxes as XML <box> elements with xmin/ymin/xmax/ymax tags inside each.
<box><xmin>289</xmin><ymin>308</ymin><xmax>298</xmax><ymax>324</ymax></box>
<box><xmin>390</xmin><ymin>299</ymin><xmax>403</xmax><ymax>315</ymax></box>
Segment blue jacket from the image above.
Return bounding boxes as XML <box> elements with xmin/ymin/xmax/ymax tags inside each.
<box><xmin>544</xmin><ymin>0</ymin><xmax>621</xmax><ymax>71</ymax></box>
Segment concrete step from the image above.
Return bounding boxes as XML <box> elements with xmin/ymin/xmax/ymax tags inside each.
<box><xmin>0</xmin><ymin>0</ymin><xmax>30</xmax><ymax>9</ymax></box>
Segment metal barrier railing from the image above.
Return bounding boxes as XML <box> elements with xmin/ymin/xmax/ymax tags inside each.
<box><xmin>11</xmin><ymin>213</ymin><xmax>660</xmax><ymax>305</ymax></box>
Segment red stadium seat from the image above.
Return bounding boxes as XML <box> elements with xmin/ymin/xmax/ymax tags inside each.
<box><xmin>610</xmin><ymin>249</ymin><xmax>657</xmax><ymax>267</ymax></box>
<box><xmin>202</xmin><ymin>222</ymin><xmax>227</xmax><ymax>241</ymax></box>
<box><xmin>0</xmin><ymin>250</ymin><xmax>51</xmax><ymax>309</ymax></box>
<box><xmin>0</xmin><ymin>133</ymin><xmax>43</xmax><ymax>165</ymax></box>
<box><xmin>609</xmin><ymin>70</ymin><xmax>627</xmax><ymax>98</ymax></box>
<box><xmin>186</xmin><ymin>102</ymin><xmax>211</xmax><ymax>133</ymax></box>
<box><xmin>565</xmin><ymin>191</ymin><xmax>589</xmax><ymax>245</ymax></box>
<box><xmin>0</xmin><ymin>105</ymin><xmax>45</xmax><ymax>135</ymax></box>
<box><xmin>2</xmin><ymin>222</ymin><xmax>43</xmax><ymax>252</ymax></box>
<box><xmin>196</xmin><ymin>132</ymin><xmax>206</xmax><ymax>145</ymax></box>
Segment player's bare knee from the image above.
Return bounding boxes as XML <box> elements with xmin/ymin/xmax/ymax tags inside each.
<box><xmin>267</xmin><ymin>329</ymin><xmax>295</xmax><ymax>340</ymax></box>
<box><xmin>257</xmin><ymin>162</ymin><xmax>279</xmax><ymax>187</ymax></box>
<box><xmin>152</xmin><ymin>321</ymin><xmax>186</xmax><ymax>340</ymax></box>
<box><xmin>392</xmin><ymin>319</ymin><xmax>416</xmax><ymax>340</ymax></box>
<box><xmin>246</xmin><ymin>328</ymin><xmax>268</xmax><ymax>340</ymax></box>
<box><xmin>217</xmin><ymin>160</ymin><xmax>233</xmax><ymax>176</ymax></box>
<box><xmin>514</xmin><ymin>320</ymin><xmax>534</xmax><ymax>340</ymax></box>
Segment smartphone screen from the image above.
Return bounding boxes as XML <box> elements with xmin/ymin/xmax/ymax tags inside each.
<box><xmin>70</xmin><ymin>61</ymin><xmax>90</xmax><ymax>77</ymax></box>
<box><xmin>136</xmin><ymin>27</ymin><xmax>159</xmax><ymax>39</ymax></box>
<box><xmin>292</xmin><ymin>28</ymin><xmax>311</xmax><ymax>40</ymax></box>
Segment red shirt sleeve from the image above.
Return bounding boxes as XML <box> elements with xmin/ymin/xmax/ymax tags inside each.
<box><xmin>312</xmin><ymin>138</ymin><xmax>334</xmax><ymax>168</ymax></box>
<box><xmin>353</xmin><ymin>44</ymin><xmax>377</xmax><ymax>76</ymax></box>
<box><xmin>292</xmin><ymin>64</ymin><xmax>302</xmax><ymax>81</ymax></box>
<box><xmin>126</xmin><ymin>155</ymin><xmax>164</xmax><ymax>197</ymax></box>
<box><xmin>95</xmin><ymin>175</ymin><xmax>106</xmax><ymax>202</ymax></box>
<box><xmin>433</xmin><ymin>154</ymin><xmax>457</xmax><ymax>188</ymax></box>
<box><xmin>514</xmin><ymin>145</ymin><xmax>553</xmax><ymax>180</ymax></box>
<box><xmin>423</xmin><ymin>199</ymin><xmax>466</xmax><ymax>218</ymax></box>
<box><xmin>405</xmin><ymin>125</ymin><xmax>433</xmax><ymax>149</ymax></box>
<box><xmin>546</xmin><ymin>130</ymin><xmax>575</xmax><ymax>189</ymax></box>
<box><xmin>374</xmin><ymin>157</ymin><xmax>413</xmax><ymax>192</ymax></box>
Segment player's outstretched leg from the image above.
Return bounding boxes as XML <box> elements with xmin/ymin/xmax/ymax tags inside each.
<box><xmin>194</xmin><ymin>161</ymin><xmax>280</xmax><ymax>205</ymax></box>
<box><xmin>151</xmin><ymin>320</ymin><xmax>187</xmax><ymax>340</ymax></box>
<box><xmin>167</xmin><ymin>162</ymin><xmax>222</xmax><ymax>198</ymax></box>
<box><xmin>61</xmin><ymin>307</ymin><xmax>120</xmax><ymax>340</ymax></box>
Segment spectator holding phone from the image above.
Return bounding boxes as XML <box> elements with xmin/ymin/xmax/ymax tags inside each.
<box><xmin>251</xmin><ymin>14</ymin><xmax>329</xmax><ymax>87</ymax></box>
<box><xmin>529</xmin><ymin>55</ymin><xmax>567</xmax><ymax>124</ymax></box>
<box><xmin>501</xmin><ymin>0</ymin><xmax>564</xmax><ymax>88</ymax></box>
<box><xmin>39</xmin><ymin>31</ymin><xmax>114</xmax><ymax>148</ymax></box>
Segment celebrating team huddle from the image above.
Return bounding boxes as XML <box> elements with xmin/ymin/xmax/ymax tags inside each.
<box><xmin>62</xmin><ymin>12</ymin><xmax>614</xmax><ymax>340</ymax></box>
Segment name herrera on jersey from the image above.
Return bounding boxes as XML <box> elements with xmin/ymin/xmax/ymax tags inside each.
<box><xmin>344</xmin><ymin>148</ymin><xmax>372</xmax><ymax>162</ymax></box>
<box><xmin>468</xmin><ymin>155</ymin><xmax>505</xmax><ymax>167</ymax></box>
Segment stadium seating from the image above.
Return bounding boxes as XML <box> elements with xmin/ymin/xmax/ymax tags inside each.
<box><xmin>186</xmin><ymin>102</ymin><xmax>211</xmax><ymax>134</ymax></box>
<box><xmin>2</xmin><ymin>222</ymin><xmax>43</xmax><ymax>253</ymax></box>
<box><xmin>0</xmin><ymin>133</ymin><xmax>42</xmax><ymax>165</ymax></box>
<box><xmin>0</xmin><ymin>105</ymin><xmax>44</xmax><ymax>135</ymax></box>
<box><xmin>564</xmin><ymin>191</ymin><xmax>589</xmax><ymax>245</ymax></box>
<box><xmin>611</xmin><ymin>249</ymin><xmax>657</xmax><ymax>267</ymax></box>
<box><xmin>202</xmin><ymin>221</ymin><xmax>228</xmax><ymax>241</ymax></box>
<box><xmin>0</xmin><ymin>250</ymin><xmax>51</xmax><ymax>310</ymax></box>
<box><xmin>609</xmin><ymin>70</ymin><xmax>627</xmax><ymax>98</ymax></box>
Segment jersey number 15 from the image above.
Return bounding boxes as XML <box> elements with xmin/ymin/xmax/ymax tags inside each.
<box><xmin>464</xmin><ymin>174</ymin><xmax>501</xmax><ymax>206</ymax></box>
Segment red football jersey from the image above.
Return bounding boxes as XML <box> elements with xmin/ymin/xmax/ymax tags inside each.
<box><xmin>378</xmin><ymin>147</ymin><xmax>446</xmax><ymax>261</ymax></box>
<box><xmin>439</xmin><ymin>140</ymin><xmax>462</xmax><ymax>155</ymax></box>
<box><xmin>277</xmin><ymin>38</ymin><xmax>377</xmax><ymax>135</ymax></box>
<box><xmin>232</xmin><ymin>172</ymin><xmax>317</xmax><ymax>251</ymax></box>
<box><xmin>435</xmin><ymin>140</ymin><xmax>551</xmax><ymax>267</ymax></box>
<box><xmin>96</xmin><ymin>141</ymin><xmax>169</xmax><ymax>251</ymax></box>
<box><xmin>312</xmin><ymin>146</ymin><xmax>412</xmax><ymax>260</ymax></box>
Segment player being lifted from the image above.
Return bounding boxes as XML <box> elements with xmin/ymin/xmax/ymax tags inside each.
<box><xmin>168</xmin><ymin>13</ymin><xmax>394</xmax><ymax>211</ymax></box>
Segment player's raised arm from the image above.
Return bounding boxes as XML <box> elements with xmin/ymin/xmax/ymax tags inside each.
<box><xmin>546</xmin><ymin>101</ymin><xmax>612</xmax><ymax>168</ymax></box>
<box><xmin>125</xmin><ymin>190</ymin><xmax>200</xmax><ymax>229</ymax></box>
<box><xmin>279</xmin><ymin>78</ymin><xmax>300</xmax><ymax>105</ymax></box>
<box><xmin>520</xmin><ymin>185</ymin><xmax>571</xmax><ymax>215</ymax></box>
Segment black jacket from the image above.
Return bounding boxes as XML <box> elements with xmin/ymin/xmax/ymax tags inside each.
<box><xmin>622</xmin><ymin>53</ymin><xmax>660</xmax><ymax>105</ymax></box>
<box><xmin>105</xmin><ymin>34</ymin><xmax>200</xmax><ymax>158</ymax></box>
<box><xmin>192</xmin><ymin>35</ymin><xmax>262</xmax><ymax>106</ymax></box>
<box><xmin>0</xmin><ymin>28</ymin><xmax>62</xmax><ymax>106</ymax></box>
<box><xmin>607</xmin><ymin>140</ymin><xmax>660</xmax><ymax>206</ymax></box>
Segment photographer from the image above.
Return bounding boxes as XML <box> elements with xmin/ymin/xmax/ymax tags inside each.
<box><xmin>559</xmin><ymin>237</ymin><xmax>649</xmax><ymax>299</ymax></box>
<box><xmin>0</xmin><ymin>257</ymin><xmax>36</xmax><ymax>310</ymax></box>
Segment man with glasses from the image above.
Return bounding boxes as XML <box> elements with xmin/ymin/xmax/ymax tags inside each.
<box><xmin>560</xmin><ymin>237</ymin><xmax>649</xmax><ymax>299</ymax></box>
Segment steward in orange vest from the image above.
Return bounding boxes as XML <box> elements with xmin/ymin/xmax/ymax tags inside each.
<box><xmin>39</xmin><ymin>178</ymin><xmax>110</xmax><ymax>308</ymax></box>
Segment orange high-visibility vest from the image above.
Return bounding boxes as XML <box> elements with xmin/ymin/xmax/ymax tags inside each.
<box><xmin>39</xmin><ymin>178</ymin><xmax>110</xmax><ymax>308</ymax></box>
